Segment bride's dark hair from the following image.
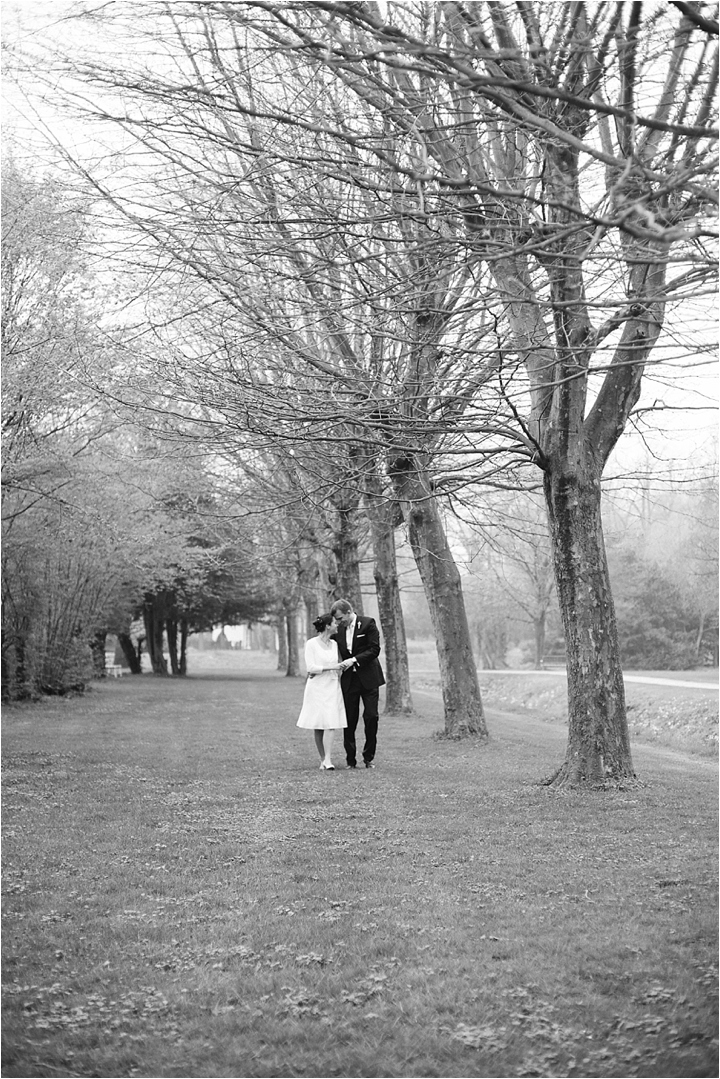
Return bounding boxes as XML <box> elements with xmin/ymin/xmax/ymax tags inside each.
<box><xmin>312</xmin><ymin>612</ymin><xmax>334</xmax><ymax>633</ymax></box>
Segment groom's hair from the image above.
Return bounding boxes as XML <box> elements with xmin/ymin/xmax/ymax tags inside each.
<box><xmin>331</xmin><ymin>599</ymin><xmax>353</xmax><ymax>616</ymax></box>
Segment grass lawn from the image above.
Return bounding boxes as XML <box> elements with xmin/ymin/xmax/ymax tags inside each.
<box><xmin>2</xmin><ymin>651</ymin><xmax>718</xmax><ymax>1079</ymax></box>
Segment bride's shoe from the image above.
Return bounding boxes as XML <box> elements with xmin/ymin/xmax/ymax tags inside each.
<box><xmin>320</xmin><ymin>761</ymin><xmax>335</xmax><ymax>770</ymax></box>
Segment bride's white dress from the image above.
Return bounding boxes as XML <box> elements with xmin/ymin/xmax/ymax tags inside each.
<box><xmin>296</xmin><ymin>637</ymin><xmax>348</xmax><ymax>730</ymax></box>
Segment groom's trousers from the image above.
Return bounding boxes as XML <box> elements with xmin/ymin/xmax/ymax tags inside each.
<box><xmin>342</xmin><ymin>674</ymin><xmax>379</xmax><ymax>766</ymax></box>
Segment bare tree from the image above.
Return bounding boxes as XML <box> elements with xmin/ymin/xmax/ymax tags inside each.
<box><xmin>22</xmin><ymin>10</ymin><xmax>499</xmax><ymax>735</ymax></box>
<box><xmin>461</xmin><ymin>493</ymin><xmax>556</xmax><ymax>668</ymax></box>
<box><xmin>219</xmin><ymin>0</ymin><xmax>717</xmax><ymax>784</ymax></box>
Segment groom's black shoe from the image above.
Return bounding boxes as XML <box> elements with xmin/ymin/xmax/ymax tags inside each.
<box><xmin>365</xmin><ymin>762</ymin><xmax>375</xmax><ymax>769</ymax></box>
<box><xmin>347</xmin><ymin>763</ymin><xmax>357</xmax><ymax>769</ymax></box>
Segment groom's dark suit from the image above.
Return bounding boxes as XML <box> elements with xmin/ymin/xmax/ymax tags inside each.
<box><xmin>332</xmin><ymin>615</ymin><xmax>385</xmax><ymax>767</ymax></box>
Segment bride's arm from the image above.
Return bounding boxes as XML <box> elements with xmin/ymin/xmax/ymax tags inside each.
<box><xmin>305</xmin><ymin>639</ymin><xmax>326</xmax><ymax>675</ymax></box>
<box><xmin>306</xmin><ymin>639</ymin><xmax>346</xmax><ymax>674</ymax></box>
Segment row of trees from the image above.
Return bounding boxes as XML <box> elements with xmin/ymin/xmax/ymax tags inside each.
<box><xmin>1</xmin><ymin>159</ymin><xmax>277</xmax><ymax>695</ymax></box>
<box><xmin>447</xmin><ymin>478</ymin><xmax>719</xmax><ymax>670</ymax></box>
<box><xmin>1</xmin><ymin>156</ymin><xmax>419</xmax><ymax>695</ymax></box>
<box><xmin>3</xmin><ymin>1</ymin><xmax>717</xmax><ymax>786</ymax></box>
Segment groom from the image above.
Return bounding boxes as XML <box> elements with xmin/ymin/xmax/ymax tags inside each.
<box><xmin>331</xmin><ymin>598</ymin><xmax>385</xmax><ymax>769</ymax></box>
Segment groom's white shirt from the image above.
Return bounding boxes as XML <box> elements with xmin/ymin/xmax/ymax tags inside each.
<box><xmin>345</xmin><ymin>617</ymin><xmax>356</xmax><ymax>652</ymax></box>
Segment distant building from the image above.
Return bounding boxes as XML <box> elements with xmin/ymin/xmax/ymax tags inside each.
<box><xmin>213</xmin><ymin>624</ymin><xmax>252</xmax><ymax>648</ymax></box>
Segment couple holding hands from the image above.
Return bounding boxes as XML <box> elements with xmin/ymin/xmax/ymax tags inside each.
<box><xmin>296</xmin><ymin>598</ymin><xmax>385</xmax><ymax>771</ymax></box>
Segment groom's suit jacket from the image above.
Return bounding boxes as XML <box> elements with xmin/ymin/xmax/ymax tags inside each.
<box><xmin>333</xmin><ymin>615</ymin><xmax>385</xmax><ymax>690</ymax></box>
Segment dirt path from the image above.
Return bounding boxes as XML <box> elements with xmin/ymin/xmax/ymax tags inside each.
<box><xmin>487</xmin><ymin>670</ymin><xmax>718</xmax><ymax>691</ymax></box>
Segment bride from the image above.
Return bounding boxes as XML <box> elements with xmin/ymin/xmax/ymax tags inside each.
<box><xmin>296</xmin><ymin>613</ymin><xmax>352</xmax><ymax>770</ymax></box>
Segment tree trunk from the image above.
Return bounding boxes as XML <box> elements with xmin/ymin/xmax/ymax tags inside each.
<box><xmin>477</xmin><ymin>620</ymin><xmax>507</xmax><ymax>670</ymax></box>
<box><xmin>332</xmin><ymin>501</ymin><xmax>364</xmax><ymax>613</ymax></box>
<box><xmin>91</xmin><ymin>628</ymin><xmax>106</xmax><ymax>677</ymax></box>
<box><xmin>3</xmin><ymin>632</ymin><xmax>31</xmax><ymax>700</ymax></box>
<box><xmin>16</xmin><ymin>635</ymin><xmax>30</xmax><ymax>699</ymax></box>
<box><xmin>364</xmin><ymin>476</ymin><xmax>412</xmax><ymax>714</ymax></box>
<box><xmin>693</xmin><ymin>612</ymin><xmax>706</xmax><ymax>667</ymax></box>
<box><xmin>391</xmin><ymin>456</ymin><xmax>486</xmax><ymax>738</ymax></box>
<box><xmin>276</xmin><ymin>615</ymin><xmax>288</xmax><ymax>671</ymax></box>
<box><xmin>0</xmin><ymin>640</ymin><xmax>11</xmax><ymax>702</ymax></box>
<box><xmin>543</xmin><ymin>467</ymin><xmax>635</xmax><ymax>787</ymax></box>
<box><xmin>534</xmin><ymin>611</ymin><xmax>547</xmax><ymax>670</ymax></box>
<box><xmin>143</xmin><ymin>593</ymin><xmax>169</xmax><ymax>676</ymax></box>
<box><xmin>166</xmin><ymin>621</ymin><xmax>179</xmax><ymax>668</ymax></box>
<box><xmin>285</xmin><ymin>604</ymin><xmax>301</xmax><ymax>677</ymax></box>
<box><xmin>179</xmin><ymin>618</ymin><xmax>189</xmax><ymax>675</ymax></box>
<box><xmin>304</xmin><ymin>594</ymin><xmax>318</xmax><ymax>638</ymax></box>
<box><xmin>117</xmin><ymin>631</ymin><xmax>142</xmax><ymax>674</ymax></box>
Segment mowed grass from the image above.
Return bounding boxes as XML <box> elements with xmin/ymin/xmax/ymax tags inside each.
<box><xmin>2</xmin><ymin>652</ymin><xmax>718</xmax><ymax>1079</ymax></box>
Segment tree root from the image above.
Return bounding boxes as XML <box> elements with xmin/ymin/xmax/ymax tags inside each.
<box><xmin>540</xmin><ymin>764</ymin><xmax>644</xmax><ymax>791</ymax></box>
<box><xmin>432</xmin><ymin>728</ymin><xmax>489</xmax><ymax>743</ymax></box>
